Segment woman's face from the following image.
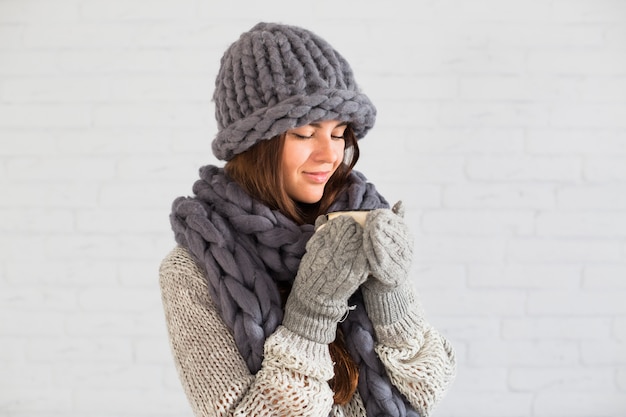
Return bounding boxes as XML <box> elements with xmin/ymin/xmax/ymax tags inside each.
<box><xmin>281</xmin><ymin>120</ymin><xmax>347</xmax><ymax>204</ymax></box>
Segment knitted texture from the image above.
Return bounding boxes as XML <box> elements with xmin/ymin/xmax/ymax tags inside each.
<box><xmin>283</xmin><ymin>215</ymin><xmax>369</xmax><ymax>343</ymax></box>
<box><xmin>363</xmin><ymin>201</ymin><xmax>414</xmax><ymax>292</ymax></box>
<box><xmin>171</xmin><ymin>165</ymin><xmax>388</xmax><ymax>368</ymax></box>
<box><xmin>160</xmin><ymin>247</ymin><xmax>335</xmax><ymax>416</ymax></box>
<box><xmin>172</xmin><ymin>165</ymin><xmax>314</xmax><ymax>370</ymax></box>
<box><xmin>362</xmin><ymin>202</ymin><xmax>415</xmax><ymax>326</ymax></box>
<box><xmin>211</xmin><ymin>22</ymin><xmax>376</xmax><ymax>160</ymax></box>
<box><xmin>160</xmin><ymin>246</ymin><xmax>457</xmax><ymax>417</ymax></box>
<box><xmin>169</xmin><ymin>165</ymin><xmax>438</xmax><ymax>416</ymax></box>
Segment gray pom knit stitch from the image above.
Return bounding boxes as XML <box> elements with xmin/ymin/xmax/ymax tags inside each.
<box><xmin>211</xmin><ymin>22</ymin><xmax>376</xmax><ymax>161</ymax></box>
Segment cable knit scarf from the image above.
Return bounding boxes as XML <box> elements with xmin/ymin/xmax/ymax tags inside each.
<box><xmin>170</xmin><ymin>165</ymin><xmax>419</xmax><ymax>417</ymax></box>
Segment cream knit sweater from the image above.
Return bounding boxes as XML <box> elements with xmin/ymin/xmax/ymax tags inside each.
<box><xmin>160</xmin><ymin>246</ymin><xmax>456</xmax><ymax>417</ymax></box>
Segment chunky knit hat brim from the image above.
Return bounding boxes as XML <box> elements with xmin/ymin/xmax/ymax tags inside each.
<box><xmin>211</xmin><ymin>22</ymin><xmax>376</xmax><ymax>161</ymax></box>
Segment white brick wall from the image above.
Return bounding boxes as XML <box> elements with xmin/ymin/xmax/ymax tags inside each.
<box><xmin>1</xmin><ymin>0</ymin><xmax>625</xmax><ymax>416</ymax></box>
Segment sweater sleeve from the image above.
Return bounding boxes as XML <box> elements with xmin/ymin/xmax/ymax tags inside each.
<box><xmin>365</xmin><ymin>285</ymin><xmax>457</xmax><ymax>417</ymax></box>
<box><xmin>159</xmin><ymin>246</ymin><xmax>336</xmax><ymax>417</ymax></box>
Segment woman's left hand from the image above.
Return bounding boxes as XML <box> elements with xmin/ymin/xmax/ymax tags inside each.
<box><xmin>362</xmin><ymin>201</ymin><xmax>414</xmax><ymax>293</ymax></box>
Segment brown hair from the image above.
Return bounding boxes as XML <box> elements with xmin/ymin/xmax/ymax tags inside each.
<box><xmin>225</xmin><ymin>125</ymin><xmax>361</xmax><ymax>404</ymax></box>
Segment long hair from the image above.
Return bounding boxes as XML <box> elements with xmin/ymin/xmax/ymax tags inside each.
<box><xmin>225</xmin><ymin>125</ymin><xmax>361</xmax><ymax>404</ymax></box>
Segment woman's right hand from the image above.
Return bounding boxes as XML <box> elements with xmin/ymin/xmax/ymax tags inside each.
<box><xmin>283</xmin><ymin>214</ymin><xmax>369</xmax><ymax>344</ymax></box>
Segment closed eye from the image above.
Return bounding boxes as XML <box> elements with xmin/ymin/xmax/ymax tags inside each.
<box><xmin>292</xmin><ymin>133</ymin><xmax>313</xmax><ymax>139</ymax></box>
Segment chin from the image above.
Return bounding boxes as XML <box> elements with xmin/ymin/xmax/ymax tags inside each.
<box><xmin>288</xmin><ymin>184</ymin><xmax>326</xmax><ymax>205</ymax></box>
<box><xmin>298</xmin><ymin>196</ymin><xmax>323</xmax><ymax>204</ymax></box>
<box><xmin>294</xmin><ymin>191</ymin><xmax>324</xmax><ymax>204</ymax></box>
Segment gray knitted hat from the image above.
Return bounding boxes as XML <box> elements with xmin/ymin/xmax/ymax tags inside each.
<box><xmin>211</xmin><ymin>22</ymin><xmax>377</xmax><ymax>161</ymax></box>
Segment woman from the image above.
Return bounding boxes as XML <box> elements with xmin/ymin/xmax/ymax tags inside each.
<box><xmin>160</xmin><ymin>22</ymin><xmax>456</xmax><ymax>417</ymax></box>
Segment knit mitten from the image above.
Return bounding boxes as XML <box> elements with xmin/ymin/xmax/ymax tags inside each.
<box><xmin>362</xmin><ymin>201</ymin><xmax>414</xmax><ymax>326</ymax></box>
<box><xmin>283</xmin><ymin>215</ymin><xmax>370</xmax><ymax>344</ymax></box>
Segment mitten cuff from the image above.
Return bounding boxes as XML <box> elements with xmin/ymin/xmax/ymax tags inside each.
<box><xmin>282</xmin><ymin>301</ymin><xmax>340</xmax><ymax>344</ymax></box>
<box><xmin>362</xmin><ymin>281</ymin><xmax>412</xmax><ymax>326</ymax></box>
<box><xmin>363</xmin><ymin>283</ymin><xmax>427</xmax><ymax>347</ymax></box>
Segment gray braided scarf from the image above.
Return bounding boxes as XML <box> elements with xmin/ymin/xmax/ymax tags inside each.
<box><xmin>171</xmin><ymin>165</ymin><xmax>419</xmax><ymax>417</ymax></box>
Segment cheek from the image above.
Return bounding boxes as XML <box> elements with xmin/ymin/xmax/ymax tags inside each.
<box><xmin>282</xmin><ymin>143</ymin><xmax>307</xmax><ymax>171</ymax></box>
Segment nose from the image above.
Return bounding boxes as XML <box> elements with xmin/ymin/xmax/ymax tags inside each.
<box><xmin>313</xmin><ymin>136</ymin><xmax>339</xmax><ymax>163</ymax></box>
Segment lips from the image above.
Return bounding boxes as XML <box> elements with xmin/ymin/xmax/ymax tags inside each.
<box><xmin>303</xmin><ymin>171</ymin><xmax>331</xmax><ymax>183</ymax></box>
